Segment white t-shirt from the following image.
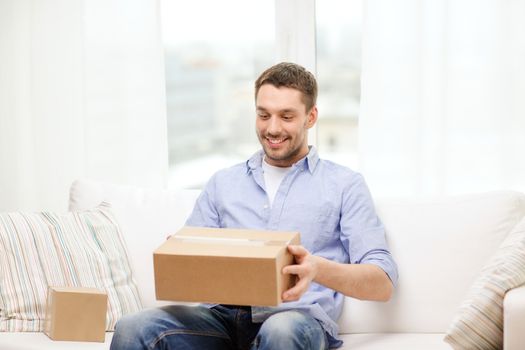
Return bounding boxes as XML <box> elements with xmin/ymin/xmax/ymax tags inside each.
<box><xmin>262</xmin><ymin>157</ymin><xmax>293</xmax><ymax>207</ymax></box>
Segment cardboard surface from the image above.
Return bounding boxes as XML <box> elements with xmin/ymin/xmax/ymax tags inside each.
<box><xmin>153</xmin><ymin>226</ymin><xmax>300</xmax><ymax>306</ymax></box>
<box><xmin>44</xmin><ymin>287</ymin><xmax>107</xmax><ymax>342</ymax></box>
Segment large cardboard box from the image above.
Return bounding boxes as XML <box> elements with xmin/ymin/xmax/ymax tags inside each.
<box><xmin>44</xmin><ymin>286</ymin><xmax>107</xmax><ymax>342</ymax></box>
<box><xmin>153</xmin><ymin>226</ymin><xmax>300</xmax><ymax>306</ymax></box>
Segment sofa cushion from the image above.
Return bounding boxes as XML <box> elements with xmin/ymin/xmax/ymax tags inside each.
<box><xmin>0</xmin><ymin>203</ymin><xmax>142</xmax><ymax>332</ymax></box>
<box><xmin>0</xmin><ymin>332</ymin><xmax>449</xmax><ymax>350</ymax></box>
<box><xmin>68</xmin><ymin>179</ymin><xmax>200</xmax><ymax>308</ymax></box>
<box><xmin>444</xmin><ymin>216</ymin><xmax>525</xmax><ymax>349</ymax></box>
<box><xmin>0</xmin><ymin>332</ymin><xmax>113</xmax><ymax>349</ymax></box>
<box><xmin>339</xmin><ymin>191</ymin><xmax>525</xmax><ymax>333</ymax></box>
<box><xmin>338</xmin><ymin>333</ymin><xmax>449</xmax><ymax>350</ymax></box>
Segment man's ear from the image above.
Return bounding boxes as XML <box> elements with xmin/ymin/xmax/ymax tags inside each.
<box><xmin>306</xmin><ymin>106</ymin><xmax>318</xmax><ymax>129</ymax></box>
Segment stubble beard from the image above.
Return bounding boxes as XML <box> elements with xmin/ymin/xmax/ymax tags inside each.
<box><xmin>258</xmin><ymin>133</ymin><xmax>305</xmax><ymax>166</ymax></box>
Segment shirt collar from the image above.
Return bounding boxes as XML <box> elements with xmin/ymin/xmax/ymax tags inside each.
<box><xmin>246</xmin><ymin>146</ymin><xmax>319</xmax><ymax>174</ymax></box>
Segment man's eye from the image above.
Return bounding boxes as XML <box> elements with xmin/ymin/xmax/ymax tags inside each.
<box><xmin>258</xmin><ymin>114</ymin><xmax>270</xmax><ymax>119</ymax></box>
<box><xmin>282</xmin><ymin>114</ymin><xmax>294</xmax><ymax>120</ymax></box>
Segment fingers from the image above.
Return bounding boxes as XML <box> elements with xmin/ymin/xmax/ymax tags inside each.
<box><xmin>282</xmin><ymin>257</ymin><xmax>316</xmax><ymax>277</ymax></box>
<box><xmin>281</xmin><ymin>245</ymin><xmax>317</xmax><ymax>302</ymax></box>
<box><xmin>282</xmin><ymin>264</ymin><xmax>303</xmax><ymax>276</ymax></box>
<box><xmin>287</xmin><ymin>244</ymin><xmax>308</xmax><ymax>257</ymax></box>
<box><xmin>282</xmin><ymin>278</ymin><xmax>309</xmax><ymax>301</ymax></box>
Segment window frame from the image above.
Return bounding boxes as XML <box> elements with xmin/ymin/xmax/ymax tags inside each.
<box><xmin>274</xmin><ymin>0</ymin><xmax>318</xmax><ymax>146</ymax></box>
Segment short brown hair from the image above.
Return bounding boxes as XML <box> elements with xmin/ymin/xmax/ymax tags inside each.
<box><xmin>255</xmin><ymin>62</ymin><xmax>317</xmax><ymax>112</ymax></box>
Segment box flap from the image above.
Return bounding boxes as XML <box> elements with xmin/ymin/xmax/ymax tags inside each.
<box><xmin>154</xmin><ymin>227</ymin><xmax>300</xmax><ymax>258</ymax></box>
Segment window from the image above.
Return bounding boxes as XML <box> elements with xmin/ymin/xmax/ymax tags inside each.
<box><xmin>161</xmin><ymin>0</ymin><xmax>363</xmax><ymax>188</ymax></box>
<box><xmin>161</xmin><ymin>0</ymin><xmax>275</xmax><ymax>189</ymax></box>
<box><xmin>316</xmin><ymin>0</ymin><xmax>363</xmax><ymax>169</ymax></box>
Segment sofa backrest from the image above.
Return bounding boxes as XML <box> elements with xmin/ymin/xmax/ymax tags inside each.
<box><xmin>339</xmin><ymin>191</ymin><xmax>525</xmax><ymax>333</ymax></box>
<box><xmin>69</xmin><ymin>179</ymin><xmax>525</xmax><ymax>333</ymax></box>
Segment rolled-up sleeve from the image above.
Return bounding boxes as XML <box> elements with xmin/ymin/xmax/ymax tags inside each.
<box><xmin>339</xmin><ymin>173</ymin><xmax>399</xmax><ymax>286</ymax></box>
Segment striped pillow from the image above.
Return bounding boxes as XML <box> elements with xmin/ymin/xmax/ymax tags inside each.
<box><xmin>444</xmin><ymin>216</ymin><xmax>525</xmax><ymax>349</ymax></box>
<box><xmin>0</xmin><ymin>203</ymin><xmax>142</xmax><ymax>332</ymax></box>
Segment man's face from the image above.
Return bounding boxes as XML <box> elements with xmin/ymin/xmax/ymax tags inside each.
<box><xmin>255</xmin><ymin>84</ymin><xmax>317</xmax><ymax>167</ymax></box>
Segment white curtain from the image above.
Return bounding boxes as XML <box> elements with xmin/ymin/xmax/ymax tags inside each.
<box><xmin>359</xmin><ymin>0</ymin><xmax>525</xmax><ymax>197</ymax></box>
<box><xmin>0</xmin><ymin>0</ymin><xmax>168</xmax><ymax>212</ymax></box>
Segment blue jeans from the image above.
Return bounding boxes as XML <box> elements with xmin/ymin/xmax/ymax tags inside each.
<box><xmin>110</xmin><ymin>305</ymin><xmax>328</xmax><ymax>350</ymax></box>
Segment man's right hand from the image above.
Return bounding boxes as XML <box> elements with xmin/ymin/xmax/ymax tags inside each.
<box><xmin>281</xmin><ymin>245</ymin><xmax>319</xmax><ymax>302</ymax></box>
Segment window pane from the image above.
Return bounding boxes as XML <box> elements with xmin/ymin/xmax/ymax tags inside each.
<box><xmin>161</xmin><ymin>0</ymin><xmax>275</xmax><ymax>189</ymax></box>
<box><xmin>316</xmin><ymin>0</ymin><xmax>363</xmax><ymax>169</ymax></box>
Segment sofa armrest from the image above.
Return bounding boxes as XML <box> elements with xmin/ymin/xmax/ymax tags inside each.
<box><xmin>504</xmin><ymin>284</ymin><xmax>525</xmax><ymax>350</ymax></box>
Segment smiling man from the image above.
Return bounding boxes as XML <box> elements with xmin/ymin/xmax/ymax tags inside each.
<box><xmin>255</xmin><ymin>83</ymin><xmax>314</xmax><ymax>167</ymax></box>
<box><xmin>110</xmin><ymin>62</ymin><xmax>398</xmax><ymax>350</ymax></box>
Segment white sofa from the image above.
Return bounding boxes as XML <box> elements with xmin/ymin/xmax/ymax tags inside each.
<box><xmin>1</xmin><ymin>178</ymin><xmax>525</xmax><ymax>350</ymax></box>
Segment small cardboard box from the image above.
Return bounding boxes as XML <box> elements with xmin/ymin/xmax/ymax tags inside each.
<box><xmin>44</xmin><ymin>286</ymin><xmax>107</xmax><ymax>342</ymax></box>
<box><xmin>153</xmin><ymin>226</ymin><xmax>300</xmax><ymax>306</ymax></box>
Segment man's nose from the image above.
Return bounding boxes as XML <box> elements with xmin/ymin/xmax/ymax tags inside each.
<box><xmin>267</xmin><ymin>116</ymin><xmax>282</xmax><ymax>135</ymax></box>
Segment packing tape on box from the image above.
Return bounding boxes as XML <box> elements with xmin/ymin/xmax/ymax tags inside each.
<box><xmin>172</xmin><ymin>235</ymin><xmax>292</xmax><ymax>246</ymax></box>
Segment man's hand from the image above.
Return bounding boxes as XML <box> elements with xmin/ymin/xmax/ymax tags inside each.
<box><xmin>281</xmin><ymin>245</ymin><xmax>319</xmax><ymax>302</ymax></box>
<box><xmin>282</xmin><ymin>245</ymin><xmax>394</xmax><ymax>302</ymax></box>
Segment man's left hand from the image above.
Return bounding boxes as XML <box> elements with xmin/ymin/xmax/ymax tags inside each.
<box><xmin>281</xmin><ymin>245</ymin><xmax>319</xmax><ymax>302</ymax></box>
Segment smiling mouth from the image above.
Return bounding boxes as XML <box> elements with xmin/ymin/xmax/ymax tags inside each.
<box><xmin>266</xmin><ymin>137</ymin><xmax>286</xmax><ymax>145</ymax></box>
<box><xmin>265</xmin><ymin>137</ymin><xmax>288</xmax><ymax>148</ymax></box>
